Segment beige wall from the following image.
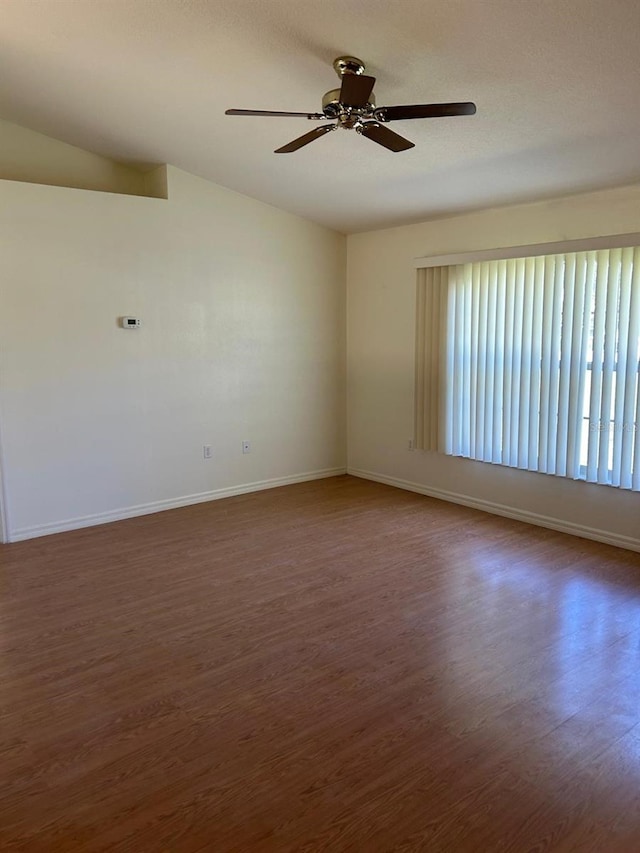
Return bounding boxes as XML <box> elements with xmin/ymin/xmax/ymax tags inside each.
<box><xmin>0</xmin><ymin>166</ymin><xmax>346</xmax><ymax>540</ymax></box>
<box><xmin>0</xmin><ymin>118</ymin><xmax>161</xmax><ymax>197</ymax></box>
<box><xmin>347</xmin><ymin>184</ymin><xmax>640</xmax><ymax>550</ymax></box>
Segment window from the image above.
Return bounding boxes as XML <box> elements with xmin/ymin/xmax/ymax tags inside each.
<box><xmin>415</xmin><ymin>247</ymin><xmax>640</xmax><ymax>491</ymax></box>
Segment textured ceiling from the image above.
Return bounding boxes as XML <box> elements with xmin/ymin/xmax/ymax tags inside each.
<box><xmin>1</xmin><ymin>0</ymin><xmax>640</xmax><ymax>233</ymax></box>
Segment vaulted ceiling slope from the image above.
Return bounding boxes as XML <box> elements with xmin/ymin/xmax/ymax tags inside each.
<box><xmin>2</xmin><ymin>0</ymin><xmax>640</xmax><ymax>233</ymax></box>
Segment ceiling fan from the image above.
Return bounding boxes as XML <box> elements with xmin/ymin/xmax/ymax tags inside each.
<box><xmin>225</xmin><ymin>56</ymin><xmax>476</xmax><ymax>153</ymax></box>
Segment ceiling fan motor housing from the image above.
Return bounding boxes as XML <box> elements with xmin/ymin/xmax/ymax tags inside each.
<box><xmin>322</xmin><ymin>88</ymin><xmax>376</xmax><ymax>119</ymax></box>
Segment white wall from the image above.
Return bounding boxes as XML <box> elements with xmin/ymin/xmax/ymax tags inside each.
<box><xmin>347</xmin><ymin>184</ymin><xmax>640</xmax><ymax>551</ymax></box>
<box><xmin>0</xmin><ymin>166</ymin><xmax>346</xmax><ymax>540</ymax></box>
<box><xmin>0</xmin><ymin>118</ymin><xmax>158</xmax><ymax>197</ymax></box>
<box><xmin>2</xmin><ymin>127</ymin><xmax>638</xmax><ymax>550</ymax></box>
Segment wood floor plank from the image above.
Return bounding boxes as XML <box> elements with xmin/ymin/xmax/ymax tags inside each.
<box><xmin>1</xmin><ymin>475</ymin><xmax>640</xmax><ymax>851</ymax></box>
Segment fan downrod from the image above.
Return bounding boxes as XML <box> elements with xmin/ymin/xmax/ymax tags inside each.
<box><xmin>333</xmin><ymin>56</ymin><xmax>366</xmax><ymax>77</ymax></box>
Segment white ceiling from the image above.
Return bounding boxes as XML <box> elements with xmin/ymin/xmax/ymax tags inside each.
<box><xmin>2</xmin><ymin>0</ymin><xmax>640</xmax><ymax>233</ymax></box>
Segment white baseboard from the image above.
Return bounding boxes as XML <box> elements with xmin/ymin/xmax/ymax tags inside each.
<box><xmin>9</xmin><ymin>467</ymin><xmax>346</xmax><ymax>542</ymax></box>
<box><xmin>348</xmin><ymin>467</ymin><xmax>640</xmax><ymax>554</ymax></box>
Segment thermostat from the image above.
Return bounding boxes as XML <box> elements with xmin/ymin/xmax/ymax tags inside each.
<box><xmin>120</xmin><ymin>316</ymin><xmax>141</xmax><ymax>329</ymax></box>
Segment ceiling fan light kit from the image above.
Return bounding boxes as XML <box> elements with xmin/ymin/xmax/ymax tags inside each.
<box><xmin>225</xmin><ymin>56</ymin><xmax>476</xmax><ymax>154</ymax></box>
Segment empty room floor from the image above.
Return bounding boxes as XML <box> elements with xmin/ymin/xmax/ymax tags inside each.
<box><xmin>2</xmin><ymin>475</ymin><xmax>640</xmax><ymax>851</ymax></box>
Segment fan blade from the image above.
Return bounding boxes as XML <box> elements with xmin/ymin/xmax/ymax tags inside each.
<box><xmin>359</xmin><ymin>122</ymin><xmax>414</xmax><ymax>152</ymax></box>
<box><xmin>339</xmin><ymin>74</ymin><xmax>376</xmax><ymax>108</ymax></box>
<box><xmin>274</xmin><ymin>124</ymin><xmax>336</xmax><ymax>153</ymax></box>
<box><xmin>376</xmin><ymin>102</ymin><xmax>476</xmax><ymax>121</ymax></box>
<box><xmin>225</xmin><ymin>109</ymin><xmax>326</xmax><ymax>119</ymax></box>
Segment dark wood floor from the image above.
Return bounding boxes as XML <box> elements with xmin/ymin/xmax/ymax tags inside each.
<box><xmin>2</xmin><ymin>475</ymin><xmax>640</xmax><ymax>851</ymax></box>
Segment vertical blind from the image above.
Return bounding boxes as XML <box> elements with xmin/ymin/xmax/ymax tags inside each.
<box><xmin>415</xmin><ymin>248</ymin><xmax>640</xmax><ymax>490</ymax></box>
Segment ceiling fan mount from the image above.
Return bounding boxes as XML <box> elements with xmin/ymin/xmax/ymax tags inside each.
<box><xmin>225</xmin><ymin>56</ymin><xmax>476</xmax><ymax>154</ymax></box>
<box><xmin>332</xmin><ymin>55</ymin><xmax>367</xmax><ymax>77</ymax></box>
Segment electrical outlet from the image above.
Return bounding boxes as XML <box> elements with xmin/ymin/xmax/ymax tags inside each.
<box><xmin>203</xmin><ymin>444</ymin><xmax>212</xmax><ymax>459</ymax></box>
<box><xmin>242</xmin><ymin>440</ymin><xmax>251</xmax><ymax>454</ymax></box>
<box><xmin>408</xmin><ymin>439</ymin><xmax>415</xmax><ymax>451</ymax></box>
